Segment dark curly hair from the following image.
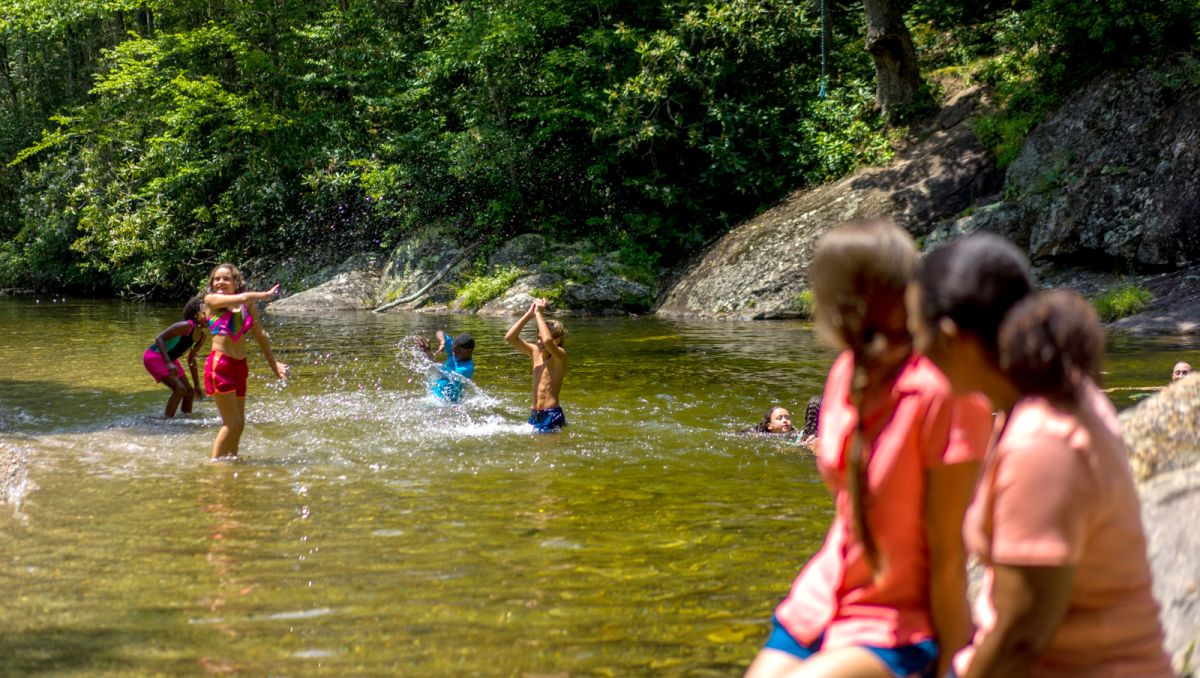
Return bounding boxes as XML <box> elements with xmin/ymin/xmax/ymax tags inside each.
<box><xmin>999</xmin><ymin>289</ymin><xmax>1105</xmax><ymax>401</ymax></box>
<box><xmin>181</xmin><ymin>295</ymin><xmax>205</xmax><ymax>322</ymax></box>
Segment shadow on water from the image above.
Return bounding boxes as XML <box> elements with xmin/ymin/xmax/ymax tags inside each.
<box><xmin>0</xmin><ymin>621</ymin><xmax>205</xmax><ymax>675</ymax></box>
<box><xmin>0</xmin><ymin>378</ymin><xmax>212</xmax><ymax>437</ymax></box>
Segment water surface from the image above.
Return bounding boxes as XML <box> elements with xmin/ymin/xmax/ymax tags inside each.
<box><xmin>0</xmin><ymin>298</ymin><xmax>1192</xmax><ymax>675</ymax></box>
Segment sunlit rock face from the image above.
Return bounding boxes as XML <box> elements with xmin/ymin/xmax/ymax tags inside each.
<box><xmin>267</xmin><ymin>270</ymin><xmax>378</xmax><ymax>312</ymax></box>
<box><xmin>655</xmin><ymin>86</ymin><xmax>998</xmax><ymax>319</ymax></box>
<box><xmin>966</xmin><ymin>59</ymin><xmax>1200</xmax><ymax>268</ymax></box>
<box><xmin>1121</xmin><ymin>375</ymin><xmax>1200</xmax><ymax>674</ymax></box>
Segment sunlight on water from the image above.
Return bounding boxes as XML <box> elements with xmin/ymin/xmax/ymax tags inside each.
<box><xmin>0</xmin><ymin>298</ymin><xmax>1193</xmax><ymax>675</ymax></box>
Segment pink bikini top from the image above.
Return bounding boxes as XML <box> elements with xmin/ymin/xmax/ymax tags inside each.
<box><xmin>208</xmin><ymin>305</ymin><xmax>253</xmax><ymax>341</ymax></box>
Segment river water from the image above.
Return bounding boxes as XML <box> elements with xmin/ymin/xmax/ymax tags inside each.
<box><xmin>0</xmin><ymin>298</ymin><xmax>1193</xmax><ymax>675</ymax></box>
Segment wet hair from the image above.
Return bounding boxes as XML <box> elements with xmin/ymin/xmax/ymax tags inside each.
<box><xmin>999</xmin><ymin>289</ymin><xmax>1104</xmax><ymax>401</ymax></box>
<box><xmin>753</xmin><ymin>406</ymin><xmax>788</xmax><ymax>433</ymax></box>
<box><xmin>802</xmin><ymin>394</ymin><xmax>822</xmax><ymax>439</ymax></box>
<box><xmin>918</xmin><ymin>233</ymin><xmax>1036</xmax><ymax>358</ymax></box>
<box><xmin>181</xmin><ymin>296</ymin><xmax>205</xmax><ymax>322</ymax></box>
<box><xmin>207</xmin><ymin>263</ymin><xmax>246</xmax><ymax>294</ymax></box>
<box><xmin>454</xmin><ymin>333</ymin><xmax>475</xmax><ymax>351</ymax></box>
<box><xmin>546</xmin><ymin>319</ymin><xmax>564</xmax><ymax>345</ymax></box>
<box><xmin>809</xmin><ymin>219</ymin><xmax>919</xmax><ymax>574</ymax></box>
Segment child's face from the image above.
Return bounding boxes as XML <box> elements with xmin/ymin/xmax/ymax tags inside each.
<box><xmin>210</xmin><ymin>267</ymin><xmax>236</xmax><ymax>294</ymax></box>
<box><xmin>768</xmin><ymin>409</ymin><xmax>793</xmax><ymax>433</ymax></box>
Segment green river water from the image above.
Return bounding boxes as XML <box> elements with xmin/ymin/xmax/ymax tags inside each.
<box><xmin>0</xmin><ymin>298</ymin><xmax>1195</xmax><ymax>676</ymax></box>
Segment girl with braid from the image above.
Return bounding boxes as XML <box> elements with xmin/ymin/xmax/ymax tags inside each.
<box><xmin>746</xmin><ymin>220</ymin><xmax>991</xmax><ymax>678</ymax></box>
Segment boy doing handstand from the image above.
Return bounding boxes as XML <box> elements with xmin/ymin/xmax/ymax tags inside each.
<box><xmin>505</xmin><ymin>298</ymin><xmax>567</xmax><ymax>432</ymax></box>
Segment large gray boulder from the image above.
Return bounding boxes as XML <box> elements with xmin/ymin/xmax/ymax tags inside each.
<box><xmin>656</xmin><ymin>86</ymin><xmax>999</xmax><ymax>319</ymax></box>
<box><xmin>1121</xmin><ymin>373</ymin><xmax>1200</xmax><ymax>481</ymax></box>
<box><xmin>968</xmin><ymin>59</ymin><xmax>1200</xmax><ymax>266</ymax></box>
<box><xmin>267</xmin><ymin>270</ymin><xmax>377</xmax><ymax>312</ymax></box>
<box><xmin>1139</xmin><ymin>461</ymin><xmax>1200</xmax><ymax>676</ymax></box>
<box><xmin>1120</xmin><ymin>375</ymin><xmax>1200</xmax><ymax>674</ymax></box>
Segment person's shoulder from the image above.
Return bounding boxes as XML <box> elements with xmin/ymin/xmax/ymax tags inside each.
<box><xmin>899</xmin><ymin>354</ymin><xmax>951</xmax><ymax>395</ymax></box>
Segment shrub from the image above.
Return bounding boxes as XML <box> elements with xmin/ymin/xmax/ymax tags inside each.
<box><xmin>454</xmin><ymin>266</ymin><xmax>527</xmax><ymax>310</ymax></box>
<box><xmin>793</xmin><ymin>289</ymin><xmax>815</xmax><ymax>318</ymax></box>
<box><xmin>1092</xmin><ymin>284</ymin><xmax>1153</xmax><ymax>322</ymax></box>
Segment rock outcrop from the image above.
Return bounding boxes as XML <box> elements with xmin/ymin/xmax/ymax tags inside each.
<box><xmin>964</xmin><ymin>58</ymin><xmax>1200</xmax><ymax>267</ymax></box>
<box><xmin>266</xmin><ymin>232</ymin><xmax>652</xmax><ymax>316</ymax></box>
<box><xmin>656</xmin><ymin>86</ymin><xmax>1000</xmax><ymax>319</ymax></box>
<box><xmin>1120</xmin><ymin>376</ymin><xmax>1200</xmax><ymax>674</ymax></box>
<box><xmin>266</xmin><ymin>270</ymin><xmax>378</xmax><ymax>312</ymax></box>
<box><xmin>1138</xmin><ymin>460</ymin><xmax>1200</xmax><ymax>676</ymax></box>
<box><xmin>1121</xmin><ymin>372</ymin><xmax>1200</xmax><ymax>482</ymax></box>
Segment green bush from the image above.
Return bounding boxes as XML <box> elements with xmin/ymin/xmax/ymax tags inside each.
<box><xmin>793</xmin><ymin>289</ymin><xmax>815</xmax><ymax>318</ymax></box>
<box><xmin>1092</xmin><ymin>284</ymin><xmax>1154</xmax><ymax>322</ymax></box>
<box><xmin>454</xmin><ymin>266</ymin><xmax>527</xmax><ymax>310</ymax></box>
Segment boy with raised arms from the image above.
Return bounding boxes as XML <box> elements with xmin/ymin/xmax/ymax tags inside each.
<box><xmin>505</xmin><ymin>298</ymin><xmax>567</xmax><ymax>432</ymax></box>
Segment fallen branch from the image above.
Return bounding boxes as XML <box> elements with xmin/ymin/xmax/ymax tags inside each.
<box><xmin>371</xmin><ymin>242</ymin><xmax>481</xmax><ymax>314</ymax></box>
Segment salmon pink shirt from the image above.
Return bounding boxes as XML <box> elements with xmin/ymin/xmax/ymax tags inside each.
<box><xmin>954</xmin><ymin>381</ymin><xmax>1171</xmax><ymax>676</ymax></box>
<box><xmin>775</xmin><ymin>351</ymin><xmax>991</xmax><ymax>650</ymax></box>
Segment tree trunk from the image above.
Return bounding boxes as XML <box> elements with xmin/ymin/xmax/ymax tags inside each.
<box><xmin>861</xmin><ymin>0</ymin><xmax>923</xmax><ymax>121</ymax></box>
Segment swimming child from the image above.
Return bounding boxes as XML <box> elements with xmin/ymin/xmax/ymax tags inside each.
<box><xmin>745</xmin><ymin>220</ymin><xmax>992</xmax><ymax>678</ymax></box>
<box><xmin>143</xmin><ymin>296</ymin><xmax>206</xmax><ymax>418</ymax></box>
<box><xmin>202</xmin><ymin>263</ymin><xmax>289</xmax><ymax>460</ymax></box>
<box><xmin>504</xmin><ymin>298</ymin><xmax>567</xmax><ymax>433</ymax></box>
<box><xmin>416</xmin><ymin>330</ymin><xmax>475</xmax><ymax>403</ymax></box>
<box><xmin>750</xmin><ymin>405</ymin><xmax>794</xmax><ymax>434</ymax></box>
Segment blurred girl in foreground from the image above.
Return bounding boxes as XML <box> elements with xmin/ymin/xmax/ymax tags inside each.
<box><xmin>746</xmin><ymin>220</ymin><xmax>990</xmax><ymax>678</ymax></box>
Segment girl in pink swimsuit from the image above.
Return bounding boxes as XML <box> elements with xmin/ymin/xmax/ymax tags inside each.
<box><xmin>914</xmin><ymin>235</ymin><xmax>1169</xmax><ymax>677</ymax></box>
<box><xmin>746</xmin><ymin>220</ymin><xmax>991</xmax><ymax>678</ymax></box>
<box><xmin>143</xmin><ymin>296</ymin><xmax>206</xmax><ymax>417</ymax></box>
<box><xmin>202</xmin><ymin>263</ymin><xmax>288</xmax><ymax>460</ymax></box>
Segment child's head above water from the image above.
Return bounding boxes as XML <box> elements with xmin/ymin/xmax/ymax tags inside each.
<box><xmin>453</xmin><ymin>333</ymin><xmax>475</xmax><ymax>361</ymax></box>
<box><xmin>754</xmin><ymin>406</ymin><xmax>793</xmax><ymax>434</ymax></box>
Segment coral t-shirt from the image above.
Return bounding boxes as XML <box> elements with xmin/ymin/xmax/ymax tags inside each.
<box><xmin>954</xmin><ymin>381</ymin><xmax>1171</xmax><ymax>676</ymax></box>
<box><xmin>774</xmin><ymin>351</ymin><xmax>991</xmax><ymax>650</ymax></box>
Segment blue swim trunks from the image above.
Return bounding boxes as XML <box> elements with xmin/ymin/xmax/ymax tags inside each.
<box><xmin>763</xmin><ymin>616</ymin><xmax>937</xmax><ymax>678</ymax></box>
<box><xmin>528</xmin><ymin>407</ymin><xmax>567</xmax><ymax>433</ymax></box>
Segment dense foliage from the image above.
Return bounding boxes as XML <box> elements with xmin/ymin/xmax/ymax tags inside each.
<box><xmin>0</xmin><ymin>0</ymin><xmax>1196</xmax><ymax>295</ymax></box>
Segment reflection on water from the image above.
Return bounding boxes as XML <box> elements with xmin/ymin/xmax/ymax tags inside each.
<box><xmin>0</xmin><ymin>298</ymin><xmax>1194</xmax><ymax>674</ymax></box>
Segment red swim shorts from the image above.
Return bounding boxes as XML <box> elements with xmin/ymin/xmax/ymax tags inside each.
<box><xmin>143</xmin><ymin>349</ymin><xmax>183</xmax><ymax>384</ymax></box>
<box><xmin>205</xmin><ymin>351</ymin><xmax>248</xmax><ymax>398</ymax></box>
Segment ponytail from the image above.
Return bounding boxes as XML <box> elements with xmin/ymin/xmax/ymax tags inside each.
<box><xmin>847</xmin><ymin>362</ymin><xmax>880</xmax><ymax>572</ymax></box>
<box><xmin>810</xmin><ymin>219</ymin><xmax>919</xmax><ymax>577</ymax></box>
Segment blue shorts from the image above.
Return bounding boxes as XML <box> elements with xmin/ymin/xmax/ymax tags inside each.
<box><xmin>764</xmin><ymin>616</ymin><xmax>937</xmax><ymax>678</ymax></box>
<box><xmin>529</xmin><ymin>407</ymin><xmax>567</xmax><ymax>433</ymax></box>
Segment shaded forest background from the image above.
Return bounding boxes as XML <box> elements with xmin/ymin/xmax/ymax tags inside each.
<box><xmin>1</xmin><ymin>0</ymin><xmax>1196</xmax><ymax>297</ymax></box>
